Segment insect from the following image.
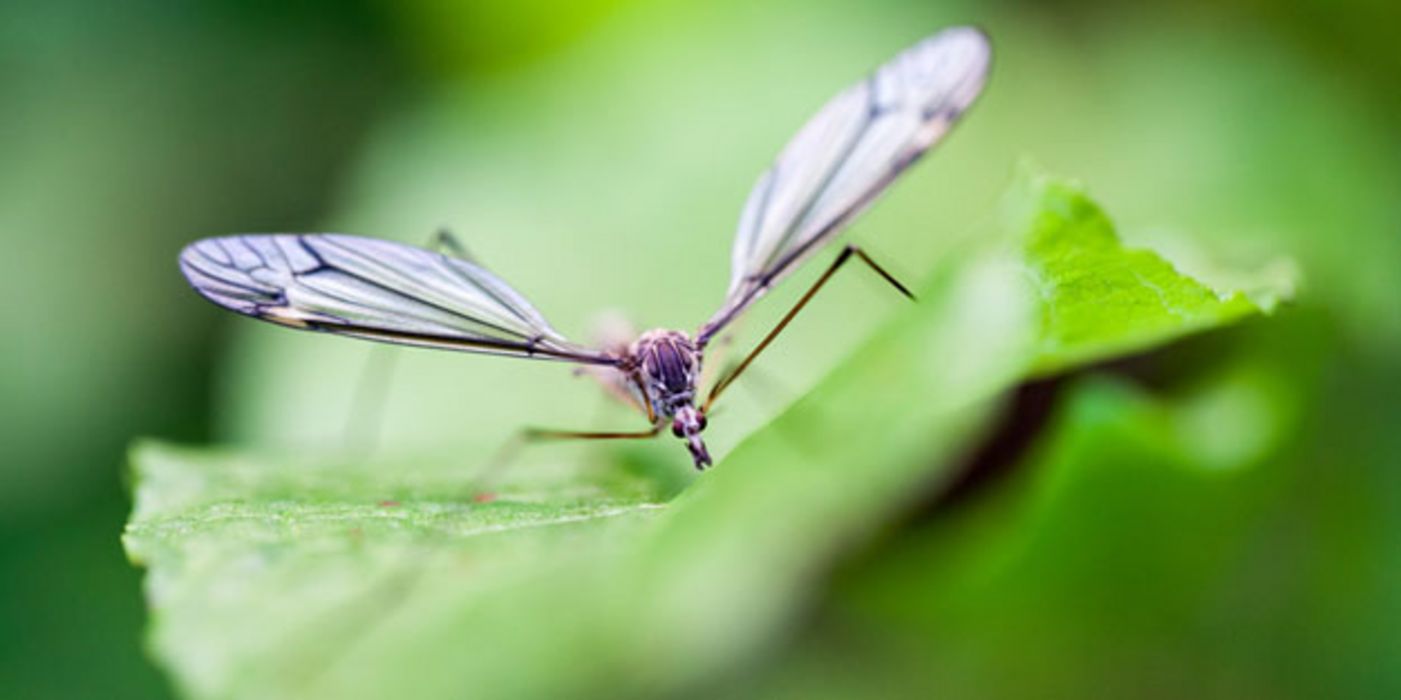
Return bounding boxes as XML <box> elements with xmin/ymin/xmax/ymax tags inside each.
<box><xmin>179</xmin><ymin>27</ymin><xmax>991</xmax><ymax>470</ymax></box>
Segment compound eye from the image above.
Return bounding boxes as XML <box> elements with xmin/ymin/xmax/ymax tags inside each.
<box><xmin>671</xmin><ymin>421</ymin><xmax>685</xmax><ymax>438</ymax></box>
<box><xmin>697</xmin><ymin>414</ymin><xmax>708</xmax><ymax>431</ymax></box>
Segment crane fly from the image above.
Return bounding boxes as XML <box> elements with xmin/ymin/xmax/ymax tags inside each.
<box><xmin>179</xmin><ymin>27</ymin><xmax>992</xmax><ymax>470</ymax></box>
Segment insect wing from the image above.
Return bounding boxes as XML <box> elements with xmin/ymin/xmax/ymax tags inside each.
<box><xmin>702</xmin><ymin>27</ymin><xmax>991</xmax><ymax>340</ymax></box>
<box><xmin>179</xmin><ymin>233</ymin><xmax>616</xmax><ymax>365</ymax></box>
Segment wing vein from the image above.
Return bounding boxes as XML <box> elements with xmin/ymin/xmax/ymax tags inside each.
<box><xmin>307</xmin><ymin>237</ymin><xmax>536</xmax><ymax>341</ymax></box>
<box><xmin>180</xmin><ymin>233</ymin><xmax>611</xmax><ymax>365</ymax></box>
<box><xmin>701</xmin><ymin>27</ymin><xmax>990</xmax><ymax>338</ymax></box>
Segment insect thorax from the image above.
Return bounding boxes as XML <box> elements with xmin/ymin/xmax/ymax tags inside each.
<box><xmin>629</xmin><ymin>329</ymin><xmax>702</xmax><ymax>418</ymax></box>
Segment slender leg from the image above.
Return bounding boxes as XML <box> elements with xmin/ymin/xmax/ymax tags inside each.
<box><xmin>430</xmin><ymin>227</ymin><xmax>477</xmax><ymax>263</ymax></box>
<box><xmin>477</xmin><ymin>423</ymin><xmax>663</xmax><ymax>492</ymax></box>
<box><xmin>342</xmin><ymin>346</ymin><xmax>400</xmax><ymax>452</ymax></box>
<box><xmin>522</xmin><ymin>425</ymin><xmax>663</xmax><ymax>441</ymax></box>
<box><xmin>703</xmin><ymin>245</ymin><xmax>914</xmax><ymax>413</ymax></box>
<box><xmin>697</xmin><ymin>331</ymin><xmax>739</xmax><ymax>390</ymax></box>
<box><xmin>487</xmin><ymin>372</ymin><xmax>658</xmax><ymax>467</ymax></box>
<box><xmin>578</xmin><ymin>367</ymin><xmax>657</xmax><ymax>425</ymax></box>
<box><xmin>711</xmin><ymin>355</ymin><xmax>789</xmax><ymax>412</ymax></box>
<box><xmin>343</xmin><ymin>228</ymin><xmax>476</xmax><ymax>452</ymax></box>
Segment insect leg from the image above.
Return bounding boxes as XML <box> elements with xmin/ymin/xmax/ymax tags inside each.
<box><xmin>475</xmin><ymin>422</ymin><xmax>663</xmax><ymax>491</ymax></box>
<box><xmin>475</xmin><ymin>371</ymin><xmax>660</xmax><ymax>489</ymax></box>
<box><xmin>702</xmin><ymin>244</ymin><xmax>914</xmax><ymax>413</ymax></box>
<box><xmin>578</xmin><ymin>365</ymin><xmax>654</xmax><ymax>422</ymax></box>
<box><xmin>522</xmin><ymin>424</ymin><xmax>664</xmax><ymax>441</ymax></box>
<box><xmin>343</xmin><ymin>228</ymin><xmax>478</xmax><ymax>452</ymax></box>
<box><xmin>342</xmin><ymin>345</ymin><xmax>399</xmax><ymax>452</ymax></box>
<box><xmin>430</xmin><ymin>227</ymin><xmax>478</xmax><ymax>263</ymax></box>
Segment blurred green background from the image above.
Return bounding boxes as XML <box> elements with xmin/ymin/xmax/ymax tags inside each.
<box><xmin>2</xmin><ymin>0</ymin><xmax>1398</xmax><ymax>697</ymax></box>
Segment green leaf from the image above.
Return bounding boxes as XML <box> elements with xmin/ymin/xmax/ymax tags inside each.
<box><xmin>1008</xmin><ymin>164</ymin><xmax>1274</xmax><ymax>375</ymax></box>
<box><xmin>125</xmin><ymin>171</ymin><xmax>1289</xmax><ymax>699</ymax></box>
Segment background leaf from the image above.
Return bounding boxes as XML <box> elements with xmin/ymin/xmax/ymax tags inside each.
<box><xmin>1010</xmin><ymin>166</ymin><xmax>1267</xmax><ymax>375</ymax></box>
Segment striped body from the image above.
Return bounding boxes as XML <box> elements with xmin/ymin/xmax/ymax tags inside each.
<box><xmin>627</xmin><ymin>330</ymin><xmax>710</xmax><ymax>467</ymax></box>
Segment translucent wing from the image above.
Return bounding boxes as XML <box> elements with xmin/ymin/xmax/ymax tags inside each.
<box><xmin>179</xmin><ymin>234</ymin><xmax>617</xmax><ymax>365</ymax></box>
<box><xmin>700</xmin><ymin>27</ymin><xmax>991</xmax><ymax>342</ymax></box>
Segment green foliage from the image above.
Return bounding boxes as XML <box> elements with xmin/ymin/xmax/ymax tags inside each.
<box><xmin>124</xmin><ymin>173</ymin><xmax>1286</xmax><ymax>699</ymax></box>
<box><xmin>1011</xmin><ymin>168</ymin><xmax>1266</xmax><ymax>375</ymax></box>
